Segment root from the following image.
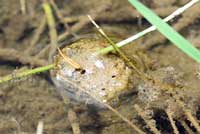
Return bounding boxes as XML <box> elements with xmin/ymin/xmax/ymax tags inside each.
<box><xmin>36</xmin><ymin>3</ymin><xmax>109</xmax><ymax>59</ymax></box>
<box><xmin>11</xmin><ymin>118</ymin><xmax>21</xmax><ymax>134</ymax></box>
<box><xmin>180</xmin><ymin>120</ymin><xmax>194</xmax><ymax>134</ymax></box>
<box><xmin>166</xmin><ymin>109</ymin><xmax>179</xmax><ymax>134</ymax></box>
<box><xmin>68</xmin><ymin>109</ymin><xmax>81</xmax><ymax>134</ymax></box>
<box><xmin>177</xmin><ymin>99</ymin><xmax>200</xmax><ymax>133</ymax></box>
<box><xmin>25</xmin><ymin>17</ymin><xmax>46</xmax><ymax>55</ymax></box>
<box><xmin>134</xmin><ymin>104</ymin><xmax>160</xmax><ymax>134</ymax></box>
<box><xmin>184</xmin><ymin>109</ymin><xmax>200</xmax><ymax>133</ymax></box>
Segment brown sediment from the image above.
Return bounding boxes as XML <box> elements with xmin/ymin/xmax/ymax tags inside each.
<box><xmin>134</xmin><ymin>104</ymin><xmax>160</xmax><ymax>134</ymax></box>
<box><xmin>0</xmin><ymin>48</ymin><xmax>47</xmax><ymax>66</ymax></box>
<box><xmin>36</xmin><ymin>3</ymin><xmax>109</xmax><ymax>59</ymax></box>
<box><xmin>24</xmin><ymin>17</ymin><xmax>46</xmax><ymax>55</ymax></box>
<box><xmin>0</xmin><ymin>0</ymin><xmax>200</xmax><ymax>134</ymax></box>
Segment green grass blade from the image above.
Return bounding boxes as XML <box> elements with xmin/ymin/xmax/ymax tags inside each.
<box><xmin>128</xmin><ymin>0</ymin><xmax>200</xmax><ymax>63</ymax></box>
<box><xmin>0</xmin><ymin>64</ymin><xmax>55</xmax><ymax>84</ymax></box>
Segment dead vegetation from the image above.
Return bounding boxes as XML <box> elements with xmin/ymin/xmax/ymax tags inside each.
<box><xmin>0</xmin><ymin>0</ymin><xmax>200</xmax><ymax>134</ymax></box>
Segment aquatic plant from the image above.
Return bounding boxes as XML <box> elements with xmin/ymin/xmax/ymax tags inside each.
<box><xmin>98</xmin><ymin>0</ymin><xmax>200</xmax><ymax>63</ymax></box>
<box><xmin>0</xmin><ymin>1</ymin><xmax>200</xmax><ymax>133</ymax></box>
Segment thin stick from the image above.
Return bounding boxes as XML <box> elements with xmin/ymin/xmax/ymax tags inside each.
<box><xmin>166</xmin><ymin>109</ymin><xmax>179</xmax><ymax>134</ymax></box>
<box><xmin>97</xmin><ymin>0</ymin><xmax>200</xmax><ymax>54</ymax></box>
<box><xmin>43</xmin><ymin>2</ymin><xmax>58</xmax><ymax>63</ymax></box>
<box><xmin>134</xmin><ymin>104</ymin><xmax>160</xmax><ymax>134</ymax></box>
<box><xmin>184</xmin><ymin>109</ymin><xmax>200</xmax><ymax>133</ymax></box>
<box><xmin>0</xmin><ymin>48</ymin><xmax>48</xmax><ymax>66</ymax></box>
<box><xmin>68</xmin><ymin>109</ymin><xmax>81</xmax><ymax>134</ymax></box>
<box><xmin>0</xmin><ymin>64</ymin><xmax>55</xmax><ymax>84</ymax></box>
<box><xmin>57</xmin><ymin>47</ymin><xmax>81</xmax><ymax>69</ymax></box>
<box><xmin>88</xmin><ymin>15</ymin><xmax>148</xmax><ymax>80</ymax></box>
<box><xmin>177</xmin><ymin>100</ymin><xmax>200</xmax><ymax>133</ymax></box>
<box><xmin>58</xmin><ymin>74</ymin><xmax>145</xmax><ymax>134</ymax></box>
<box><xmin>49</xmin><ymin>0</ymin><xmax>65</xmax><ymax>22</ymax></box>
<box><xmin>180</xmin><ymin>120</ymin><xmax>193</xmax><ymax>134</ymax></box>
<box><xmin>11</xmin><ymin>118</ymin><xmax>21</xmax><ymax>133</ymax></box>
<box><xmin>25</xmin><ymin>17</ymin><xmax>46</xmax><ymax>55</ymax></box>
<box><xmin>49</xmin><ymin>0</ymin><xmax>78</xmax><ymax>38</ymax></box>
<box><xmin>20</xmin><ymin>0</ymin><xmax>26</xmax><ymax>14</ymax></box>
<box><xmin>36</xmin><ymin>4</ymin><xmax>109</xmax><ymax>58</ymax></box>
<box><xmin>36</xmin><ymin>121</ymin><xmax>44</xmax><ymax>134</ymax></box>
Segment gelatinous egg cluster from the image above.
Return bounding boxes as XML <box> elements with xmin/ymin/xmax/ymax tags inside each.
<box><xmin>51</xmin><ymin>39</ymin><xmax>134</xmax><ymax>108</ymax></box>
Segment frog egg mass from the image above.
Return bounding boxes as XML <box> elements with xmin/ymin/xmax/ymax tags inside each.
<box><xmin>51</xmin><ymin>39</ymin><xmax>135</xmax><ymax>108</ymax></box>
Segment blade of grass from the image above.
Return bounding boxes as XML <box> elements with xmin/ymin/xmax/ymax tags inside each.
<box><xmin>128</xmin><ymin>0</ymin><xmax>200</xmax><ymax>63</ymax></box>
<box><xmin>97</xmin><ymin>0</ymin><xmax>200</xmax><ymax>54</ymax></box>
<box><xmin>0</xmin><ymin>64</ymin><xmax>55</xmax><ymax>84</ymax></box>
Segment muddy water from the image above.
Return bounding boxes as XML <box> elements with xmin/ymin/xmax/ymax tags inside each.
<box><xmin>0</xmin><ymin>0</ymin><xmax>200</xmax><ymax>134</ymax></box>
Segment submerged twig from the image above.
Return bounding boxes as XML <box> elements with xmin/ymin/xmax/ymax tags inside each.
<box><xmin>134</xmin><ymin>104</ymin><xmax>160</xmax><ymax>134</ymax></box>
<box><xmin>37</xmin><ymin>4</ymin><xmax>109</xmax><ymax>58</ymax></box>
<box><xmin>58</xmin><ymin>4</ymin><xmax>108</xmax><ymax>42</ymax></box>
<box><xmin>25</xmin><ymin>17</ymin><xmax>46</xmax><ymax>55</ymax></box>
<box><xmin>20</xmin><ymin>0</ymin><xmax>26</xmax><ymax>14</ymax></box>
<box><xmin>11</xmin><ymin>118</ymin><xmax>21</xmax><ymax>133</ymax></box>
<box><xmin>166</xmin><ymin>109</ymin><xmax>179</xmax><ymax>134</ymax></box>
<box><xmin>57</xmin><ymin>47</ymin><xmax>81</xmax><ymax>69</ymax></box>
<box><xmin>180</xmin><ymin>120</ymin><xmax>194</xmax><ymax>134</ymax></box>
<box><xmin>184</xmin><ymin>109</ymin><xmax>200</xmax><ymax>133</ymax></box>
<box><xmin>49</xmin><ymin>0</ymin><xmax>65</xmax><ymax>23</ymax></box>
<box><xmin>50</xmin><ymin>0</ymin><xmax>78</xmax><ymax>38</ymax></box>
<box><xmin>0</xmin><ymin>48</ymin><xmax>48</xmax><ymax>66</ymax></box>
<box><xmin>177</xmin><ymin>99</ymin><xmax>200</xmax><ymax>133</ymax></box>
<box><xmin>68</xmin><ymin>109</ymin><xmax>81</xmax><ymax>134</ymax></box>
<box><xmin>36</xmin><ymin>121</ymin><xmax>44</xmax><ymax>134</ymax></box>
<box><xmin>43</xmin><ymin>2</ymin><xmax>58</xmax><ymax>63</ymax></box>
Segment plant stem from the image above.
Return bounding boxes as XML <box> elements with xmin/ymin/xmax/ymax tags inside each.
<box><xmin>0</xmin><ymin>64</ymin><xmax>55</xmax><ymax>84</ymax></box>
<box><xmin>128</xmin><ymin>0</ymin><xmax>200</xmax><ymax>63</ymax></box>
<box><xmin>43</xmin><ymin>2</ymin><xmax>58</xmax><ymax>63</ymax></box>
<box><xmin>97</xmin><ymin>0</ymin><xmax>200</xmax><ymax>54</ymax></box>
<box><xmin>88</xmin><ymin>15</ymin><xmax>148</xmax><ymax>80</ymax></box>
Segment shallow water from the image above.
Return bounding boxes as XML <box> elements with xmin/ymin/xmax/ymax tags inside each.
<box><xmin>0</xmin><ymin>0</ymin><xmax>200</xmax><ymax>133</ymax></box>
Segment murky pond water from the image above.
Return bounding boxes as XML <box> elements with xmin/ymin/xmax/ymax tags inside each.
<box><xmin>0</xmin><ymin>0</ymin><xmax>200</xmax><ymax>133</ymax></box>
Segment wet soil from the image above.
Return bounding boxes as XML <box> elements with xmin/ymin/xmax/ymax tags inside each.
<box><xmin>0</xmin><ymin>0</ymin><xmax>200</xmax><ymax>134</ymax></box>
